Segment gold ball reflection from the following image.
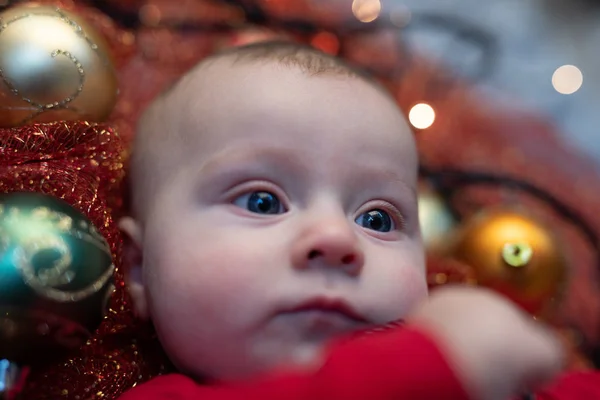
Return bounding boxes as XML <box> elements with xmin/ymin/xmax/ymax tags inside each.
<box><xmin>0</xmin><ymin>5</ymin><xmax>118</xmax><ymax>127</ymax></box>
<box><xmin>448</xmin><ymin>208</ymin><xmax>568</xmax><ymax>317</ymax></box>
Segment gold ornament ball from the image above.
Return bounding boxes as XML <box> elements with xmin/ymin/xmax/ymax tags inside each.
<box><xmin>0</xmin><ymin>4</ymin><xmax>118</xmax><ymax>127</ymax></box>
<box><xmin>448</xmin><ymin>208</ymin><xmax>568</xmax><ymax>317</ymax></box>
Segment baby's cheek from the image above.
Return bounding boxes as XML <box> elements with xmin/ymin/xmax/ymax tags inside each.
<box><xmin>155</xmin><ymin>238</ymin><xmax>269</xmax><ymax>315</ymax></box>
<box><xmin>373</xmin><ymin>262</ymin><xmax>428</xmax><ymax>319</ymax></box>
<box><xmin>401</xmin><ymin>266</ymin><xmax>429</xmax><ymax>306</ymax></box>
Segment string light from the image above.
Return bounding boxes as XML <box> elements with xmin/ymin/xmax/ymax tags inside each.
<box><xmin>409</xmin><ymin>103</ymin><xmax>436</xmax><ymax>129</ymax></box>
<box><xmin>352</xmin><ymin>0</ymin><xmax>381</xmax><ymax>23</ymax></box>
<box><xmin>552</xmin><ymin>65</ymin><xmax>583</xmax><ymax>95</ymax></box>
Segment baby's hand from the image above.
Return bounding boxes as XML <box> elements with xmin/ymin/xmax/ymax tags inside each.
<box><xmin>409</xmin><ymin>287</ymin><xmax>564</xmax><ymax>400</ymax></box>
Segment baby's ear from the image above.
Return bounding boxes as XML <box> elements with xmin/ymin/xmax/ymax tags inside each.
<box><xmin>118</xmin><ymin>217</ymin><xmax>150</xmax><ymax>320</ymax></box>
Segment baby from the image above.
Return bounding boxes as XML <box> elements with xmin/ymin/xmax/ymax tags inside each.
<box><xmin>118</xmin><ymin>41</ymin><xmax>589</xmax><ymax>400</ymax></box>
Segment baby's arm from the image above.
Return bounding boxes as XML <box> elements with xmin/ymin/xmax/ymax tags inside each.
<box><xmin>410</xmin><ymin>287</ymin><xmax>564</xmax><ymax>400</ymax></box>
<box><xmin>118</xmin><ymin>326</ymin><xmax>469</xmax><ymax>400</ymax></box>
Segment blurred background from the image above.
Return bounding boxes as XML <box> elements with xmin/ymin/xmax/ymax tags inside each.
<box><xmin>1</xmin><ymin>1</ymin><xmax>599</xmax><ymax>399</ymax></box>
<box><xmin>399</xmin><ymin>0</ymin><xmax>600</xmax><ymax>164</ymax></box>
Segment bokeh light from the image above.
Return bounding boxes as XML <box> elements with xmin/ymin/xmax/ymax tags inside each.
<box><xmin>552</xmin><ymin>65</ymin><xmax>583</xmax><ymax>95</ymax></box>
<box><xmin>138</xmin><ymin>4</ymin><xmax>162</xmax><ymax>27</ymax></box>
<box><xmin>409</xmin><ymin>103</ymin><xmax>436</xmax><ymax>129</ymax></box>
<box><xmin>352</xmin><ymin>0</ymin><xmax>381</xmax><ymax>23</ymax></box>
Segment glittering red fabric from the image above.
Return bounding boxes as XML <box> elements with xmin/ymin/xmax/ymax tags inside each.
<box><xmin>0</xmin><ymin>121</ymin><xmax>125</xmax><ymax>239</ymax></box>
<box><xmin>0</xmin><ymin>121</ymin><xmax>169</xmax><ymax>400</ymax></box>
<box><xmin>5</xmin><ymin>0</ymin><xmax>599</xmax><ymax>399</ymax></box>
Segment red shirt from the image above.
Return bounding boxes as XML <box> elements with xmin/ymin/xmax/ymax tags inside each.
<box><xmin>119</xmin><ymin>328</ymin><xmax>600</xmax><ymax>400</ymax></box>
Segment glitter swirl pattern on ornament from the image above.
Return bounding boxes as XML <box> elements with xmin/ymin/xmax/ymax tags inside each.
<box><xmin>0</xmin><ymin>5</ymin><xmax>118</xmax><ymax>127</ymax></box>
<box><xmin>1</xmin><ymin>203</ymin><xmax>114</xmax><ymax>303</ymax></box>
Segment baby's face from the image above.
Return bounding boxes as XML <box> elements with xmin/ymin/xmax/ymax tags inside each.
<box><xmin>124</xmin><ymin>60</ymin><xmax>427</xmax><ymax>381</ymax></box>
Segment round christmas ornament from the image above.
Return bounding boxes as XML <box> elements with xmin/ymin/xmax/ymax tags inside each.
<box><xmin>447</xmin><ymin>208</ymin><xmax>568</xmax><ymax>317</ymax></box>
<box><xmin>0</xmin><ymin>192</ymin><xmax>113</xmax><ymax>397</ymax></box>
<box><xmin>0</xmin><ymin>4</ymin><xmax>118</xmax><ymax>127</ymax></box>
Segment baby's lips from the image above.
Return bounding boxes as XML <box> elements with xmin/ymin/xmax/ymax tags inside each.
<box><xmin>352</xmin><ymin>319</ymin><xmax>406</xmax><ymax>339</ymax></box>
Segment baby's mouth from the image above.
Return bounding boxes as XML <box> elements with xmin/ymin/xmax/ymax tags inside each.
<box><xmin>356</xmin><ymin>319</ymin><xmax>406</xmax><ymax>335</ymax></box>
<box><xmin>282</xmin><ymin>297</ymin><xmax>369</xmax><ymax>323</ymax></box>
<box><xmin>280</xmin><ymin>310</ymin><xmax>368</xmax><ymax>341</ymax></box>
<box><xmin>276</xmin><ymin>297</ymin><xmax>371</xmax><ymax>337</ymax></box>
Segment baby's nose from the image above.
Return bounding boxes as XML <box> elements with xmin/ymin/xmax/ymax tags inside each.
<box><xmin>291</xmin><ymin>218</ymin><xmax>364</xmax><ymax>275</ymax></box>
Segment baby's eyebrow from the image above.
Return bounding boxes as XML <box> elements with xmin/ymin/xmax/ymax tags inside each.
<box><xmin>197</xmin><ymin>146</ymin><xmax>307</xmax><ymax>176</ymax></box>
<box><xmin>195</xmin><ymin>146</ymin><xmax>417</xmax><ymax>202</ymax></box>
<box><xmin>350</xmin><ymin>163</ymin><xmax>417</xmax><ymax>194</ymax></box>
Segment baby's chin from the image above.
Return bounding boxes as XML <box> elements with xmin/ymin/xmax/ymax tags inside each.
<box><xmin>171</xmin><ymin>335</ymin><xmax>331</xmax><ymax>384</ymax></box>
<box><xmin>254</xmin><ymin>320</ymin><xmax>408</xmax><ymax>376</ymax></box>
<box><xmin>243</xmin><ymin>316</ymin><xmax>366</xmax><ymax>375</ymax></box>
<box><xmin>249</xmin><ymin>339</ymin><xmax>329</xmax><ymax>378</ymax></box>
<box><xmin>227</xmin><ymin>321</ymin><xmax>406</xmax><ymax>380</ymax></box>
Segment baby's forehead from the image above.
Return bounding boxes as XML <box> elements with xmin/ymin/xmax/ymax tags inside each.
<box><xmin>169</xmin><ymin>61</ymin><xmax>294</xmax><ymax>107</ymax></box>
<box><xmin>146</xmin><ymin>57</ymin><xmax>415</xmax><ymax>167</ymax></box>
<box><xmin>166</xmin><ymin>60</ymin><xmax>397</xmax><ymax>129</ymax></box>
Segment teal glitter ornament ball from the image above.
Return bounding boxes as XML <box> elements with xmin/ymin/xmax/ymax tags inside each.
<box><xmin>0</xmin><ymin>192</ymin><xmax>114</xmax><ymax>367</ymax></box>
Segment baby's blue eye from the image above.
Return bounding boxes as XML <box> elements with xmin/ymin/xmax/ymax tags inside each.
<box><xmin>355</xmin><ymin>209</ymin><xmax>394</xmax><ymax>232</ymax></box>
<box><xmin>234</xmin><ymin>191</ymin><xmax>284</xmax><ymax>214</ymax></box>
